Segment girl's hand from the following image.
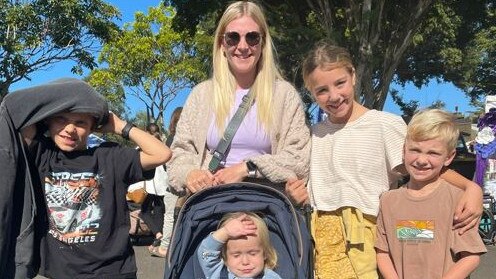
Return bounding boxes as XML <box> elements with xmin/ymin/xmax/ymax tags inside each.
<box><xmin>285</xmin><ymin>178</ymin><xmax>309</xmax><ymax>205</ymax></box>
<box><xmin>440</xmin><ymin>168</ymin><xmax>483</xmax><ymax>234</ymax></box>
<box><xmin>453</xmin><ymin>183</ymin><xmax>483</xmax><ymax>234</ymax></box>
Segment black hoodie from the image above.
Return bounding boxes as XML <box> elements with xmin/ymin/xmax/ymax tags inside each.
<box><xmin>0</xmin><ymin>78</ymin><xmax>108</xmax><ymax>278</ymax></box>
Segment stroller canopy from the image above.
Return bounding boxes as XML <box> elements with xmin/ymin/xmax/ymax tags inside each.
<box><xmin>164</xmin><ymin>182</ymin><xmax>312</xmax><ymax>279</ymax></box>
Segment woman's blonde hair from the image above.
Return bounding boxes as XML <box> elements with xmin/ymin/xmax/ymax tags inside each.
<box><xmin>218</xmin><ymin>211</ymin><xmax>278</xmax><ymax>269</ymax></box>
<box><xmin>302</xmin><ymin>40</ymin><xmax>354</xmax><ymax>89</ymax></box>
<box><xmin>407</xmin><ymin>109</ymin><xmax>459</xmax><ymax>152</ymax></box>
<box><xmin>212</xmin><ymin>1</ymin><xmax>282</xmax><ymax>133</ymax></box>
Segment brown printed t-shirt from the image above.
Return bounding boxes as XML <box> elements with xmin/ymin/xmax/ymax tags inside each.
<box><xmin>375</xmin><ymin>181</ymin><xmax>486</xmax><ymax>279</ymax></box>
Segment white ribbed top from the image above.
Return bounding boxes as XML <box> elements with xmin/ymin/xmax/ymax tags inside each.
<box><xmin>308</xmin><ymin>110</ymin><xmax>406</xmax><ymax>216</ymax></box>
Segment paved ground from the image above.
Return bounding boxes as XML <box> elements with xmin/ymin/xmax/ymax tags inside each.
<box><xmin>34</xmin><ymin>241</ymin><xmax>496</xmax><ymax>279</ymax></box>
<box><xmin>471</xmin><ymin>244</ymin><xmax>496</xmax><ymax>279</ymax></box>
<box><xmin>133</xmin><ymin>240</ymin><xmax>166</xmax><ymax>279</ymax></box>
<box><xmin>136</xmin><ymin>242</ymin><xmax>496</xmax><ymax>279</ymax></box>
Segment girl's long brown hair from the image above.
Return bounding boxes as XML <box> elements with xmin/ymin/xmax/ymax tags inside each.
<box><xmin>168</xmin><ymin>107</ymin><xmax>183</xmax><ymax>137</ymax></box>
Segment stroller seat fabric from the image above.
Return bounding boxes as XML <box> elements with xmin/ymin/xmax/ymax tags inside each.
<box><xmin>164</xmin><ymin>182</ymin><xmax>313</xmax><ymax>279</ymax></box>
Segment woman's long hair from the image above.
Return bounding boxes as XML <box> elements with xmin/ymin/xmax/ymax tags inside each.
<box><xmin>168</xmin><ymin>107</ymin><xmax>183</xmax><ymax>137</ymax></box>
<box><xmin>212</xmin><ymin>1</ymin><xmax>282</xmax><ymax>133</ymax></box>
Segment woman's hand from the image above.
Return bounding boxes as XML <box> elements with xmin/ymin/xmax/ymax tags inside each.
<box><xmin>213</xmin><ymin>162</ymin><xmax>248</xmax><ymax>184</ymax></box>
<box><xmin>285</xmin><ymin>178</ymin><xmax>309</xmax><ymax>205</ymax></box>
<box><xmin>453</xmin><ymin>183</ymin><xmax>483</xmax><ymax>234</ymax></box>
<box><xmin>186</xmin><ymin>169</ymin><xmax>217</xmax><ymax>193</ymax></box>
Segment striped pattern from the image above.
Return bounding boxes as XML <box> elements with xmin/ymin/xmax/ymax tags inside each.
<box><xmin>308</xmin><ymin>110</ymin><xmax>406</xmax><ymax>216</ymax></box>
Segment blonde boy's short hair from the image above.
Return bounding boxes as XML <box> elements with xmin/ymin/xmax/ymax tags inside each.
<box><xmin>407</xmin><ymin>109</ymin><xmax>459</xmax><ymax>152</ymax></box>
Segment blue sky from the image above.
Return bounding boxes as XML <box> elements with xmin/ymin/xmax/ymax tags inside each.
<box><xmin>11</xmin><ymin>0</ymin><xmax>479</xmax><ymax>126</ymax></box>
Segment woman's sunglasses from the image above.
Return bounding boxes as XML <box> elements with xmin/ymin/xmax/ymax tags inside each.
<box><xmin>223</xmin><ymin>31</ymin><xmax>262</xmax><ymax>47</ymax></box>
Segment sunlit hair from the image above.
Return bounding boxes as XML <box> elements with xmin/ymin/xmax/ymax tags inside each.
<box><xmin>212</xmin><ymin>0</ymin><xmax>282</xmax><ymax>133</ymax></box>
<box><xmin>302</xmin><ymin>40</ymin><xmax>354</xmax><ymax>89</ymax></box>
<box><xmin>218</xmin><ymin>211</ymin><xmax>278</xmax><ymax>269</ymax></box>
<box><xmin>168</xmin><ymin>107</ymin><xmax>183</xmax><ymax>137</ymax></box>
<box><xmin>407</xmin><ymin>109</ymin><xmax>459</xmax><ymax>152</ymax></box>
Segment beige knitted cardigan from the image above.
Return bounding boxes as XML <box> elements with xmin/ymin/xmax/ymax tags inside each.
<box><xmin>166</xmin><ymin>79</ymin><xmax>311</xmax><ymax>194</ymax></box>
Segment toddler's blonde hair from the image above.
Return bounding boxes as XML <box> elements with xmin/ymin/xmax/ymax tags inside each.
<box><xmin>218</xmin><ymin>211</ymin><xmax>278</xmax><ymax>269</ymax></box>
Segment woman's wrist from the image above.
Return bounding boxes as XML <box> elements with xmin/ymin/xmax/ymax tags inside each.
<box><xmin>244</xmin><ymin>160</ymin><xmax>257</xmax><ymax>178</ymax></box>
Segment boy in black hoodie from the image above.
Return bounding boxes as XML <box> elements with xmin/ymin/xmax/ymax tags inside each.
<box><xmin>0</xmin><ymin>78</ymin><xmax>170</xmax><ymax>279</ymax></box>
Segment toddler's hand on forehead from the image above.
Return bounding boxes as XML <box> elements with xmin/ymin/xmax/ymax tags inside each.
<box><xmin>224</xmin><ymin>213</ymin><xmax>258</xmax><ymax>238</ymax></box>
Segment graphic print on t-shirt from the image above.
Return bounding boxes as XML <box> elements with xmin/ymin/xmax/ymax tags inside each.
<box><xmin>396</xmin><ymin>220</ymin><xmax>434</xmax><ymax>242</ymax></box>
<box><xmin>45</xmin><ymin>171</ymin><xmax>102</xmax><ymax>244</ymax></box>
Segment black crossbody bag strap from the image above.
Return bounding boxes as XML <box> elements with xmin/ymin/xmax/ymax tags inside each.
<box><xmin>208</xmin><ymin>91</ymin><xmax>253</xmax><ymax>172</ymax></box>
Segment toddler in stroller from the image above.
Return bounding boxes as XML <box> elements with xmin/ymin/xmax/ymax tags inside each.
<box><xmin>198</xmin><ymin>211</ymin><xmax>281</xmax><ymax>278</ymax></box>
<box><xmin>164</xmin><ymin>182</ymin><xmax>313</xmax><ymax>279</ymax></box>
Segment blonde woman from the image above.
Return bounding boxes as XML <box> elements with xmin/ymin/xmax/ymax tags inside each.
<box><xmin>167</xmin><ymin>1</ymin><xmax>310</xmax><ymax>203</ymax></box>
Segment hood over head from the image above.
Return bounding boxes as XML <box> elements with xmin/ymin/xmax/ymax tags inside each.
<box><xmin>5</xmin><ymin>78</ymin><xmax>109</xmax><ymax>130</ymax></box>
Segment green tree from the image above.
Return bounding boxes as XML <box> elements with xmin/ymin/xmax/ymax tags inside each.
<box><xmin>391</xmin><ymin>89</ymin><xmax>419</xmax><ymax>122</ymax></box>
<box><xmin>0</xmin><ymin>0</ymin><xmax>121</xmax><ymax>100</ymax></box>
<box><xmin>83</xmin><ymin>74</ymin><xmax>127</xmax><ymax>117</ymax></box>
<box><xmin>88</xmin><ymin>5</ymin><xmax>209</xmax><ymax>125</ymax></box>
<box><xmin>131</xmin><ymin>110</ymin><xmax>150</xmax><ymax>132</ymax></box>
<box><xmin>166</xmin><ymin>0</ymin><xmax>495</xmax><ymax>111</ymax></box>
<box><xmin>428</xmin><ymin>100</ymin><xmax>446</xmax><ymax>110</ymax></box>
<box><xmin>391</xmin><ymin>89</ymin><xmax>447</xmax><ymax>123</ymax></box>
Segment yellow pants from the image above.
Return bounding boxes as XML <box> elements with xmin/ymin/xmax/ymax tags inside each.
<box><xmin>313</xmin><ymin>208</ymin><xmax>378</xmax><ymax>279</ymax></box>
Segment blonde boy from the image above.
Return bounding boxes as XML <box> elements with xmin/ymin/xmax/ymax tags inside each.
<box><xmin>375</xmin><ymin>109</ymin><xmax>486</xmax><ymax>279</ymax></box>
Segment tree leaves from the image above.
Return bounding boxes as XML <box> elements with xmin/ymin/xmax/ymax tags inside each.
<box><xmin>0</xmin><ymin>0</ymin><xmax>120</xmax><ymax>100</ymax></box>
<box><xmin>166</xmin><ymin>0</ymin><xmax>495</xmax><ymax>112</ymax></box>
<box><xmin>88</xmin><ymin>5</ymin><xmax>209</xmax><ymax>126</ymax></box>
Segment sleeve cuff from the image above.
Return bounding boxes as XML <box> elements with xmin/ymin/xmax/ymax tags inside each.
<box><xmin>203</xmin><ymin>233</ymin><xmax>225</xmax><ymax>250</ymax></box>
